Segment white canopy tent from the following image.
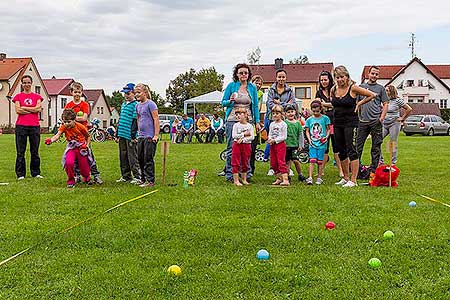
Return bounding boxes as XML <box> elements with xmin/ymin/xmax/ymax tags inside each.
<box><xmin>183</xmin><ymin>91</ymin><xmax>223</xmax><ymax>115</ymax></box>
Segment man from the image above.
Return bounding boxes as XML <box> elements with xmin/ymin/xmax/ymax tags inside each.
<box><xmin>194</xmin><ymin>113</ymin><xmax>211</xmax><ymax>143</ymax></box>
<box><xmin>177</xmin><ymin>114</ymin><xmax>194</xmax><ymax>143</ymax></box>
<box><xmin>356</xmin><ymin>66</ymin><xmax>389</xmax><ymax>173</ymax></box>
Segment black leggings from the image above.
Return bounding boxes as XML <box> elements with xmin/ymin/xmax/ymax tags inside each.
<box><xmin>334</xmin><ymin>126</ymin><xmax>358</xmax><ymax>161</ymax></box>
<box><xmin>325</xmin><ymin>133</ymin><xmax>338</xmax><ymax>154</ymax></box>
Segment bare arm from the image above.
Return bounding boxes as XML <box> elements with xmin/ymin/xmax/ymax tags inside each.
<box><xmin>352</xmin><ymin>86</ymin><xmax>376</xmax><ymax>112</ymax></box>
<box><xmin>151</xmin><ymin>109</ymin><xmax>160</xmax><ymax>141</ymax></box>
<box><xmin>49</xmin><ymin>131</ymin><xmax>63</xmax><ymax>143</ymax></box>
<box><xmin>15</xmin><ymin>101</ymin><xmax>31</xmax><ymax>115</ymax></box>
<box><xmin>399</xmin><ymin>104</ymin><xmax>413</xmax><ymax>122</ymax></box>
<box><xmin>22</xmin><ymin>100</ymin><xmax>43</xmax><ymax>113</ymax></box>
<box><xmin>380</xmin><ymin>102</ymin><xmax>389</xmax><ymax>122</ymax></box>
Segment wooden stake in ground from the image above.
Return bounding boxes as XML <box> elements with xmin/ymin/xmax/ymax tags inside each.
<box><xmin>386</xmin><ymin>141</ymin><xmax>396</xmax><ymax>187</ymax></box>
<box><xmin>161</xmin><ymin>141</ymin><xmax>170</xmax><ymax>186</ymax></box>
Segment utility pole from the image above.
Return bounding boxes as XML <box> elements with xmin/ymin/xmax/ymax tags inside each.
<box><xmin>409</xmin><ymin>33</ymin><xmax>416</xmax><ymax>59</ymax></box>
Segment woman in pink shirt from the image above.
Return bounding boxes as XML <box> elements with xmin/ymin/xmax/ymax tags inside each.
<box><xmin>13</xmin><ymin>75</ymin><xmax>44</xmax><ymax>180</ymax></box>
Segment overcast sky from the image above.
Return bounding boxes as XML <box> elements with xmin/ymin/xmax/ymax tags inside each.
<box><xmin>3</xmin><ymin>0</ymin><xmax>450</xmax><ymax>96</ymax></box>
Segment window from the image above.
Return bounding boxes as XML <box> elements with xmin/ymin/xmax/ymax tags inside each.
<box><xmin>295</xmin><ymin>87</ymin><xmax>311</xmax><ymax>99</ymax></box>
<box><xmin>406</xmin><ymin>80</ymin><xmax>414</xmax><ymax>87</ymax></box>
<box><xmin>428</xmin><ymin>82</ymin><xmax>436</xmax><ymax>90</ymax></box>
<box><xmin>101</xmin><ymin>107</ymin><xmax>104</xmax><ymax>114</ymax></box>
<box><xmin>436</xmin><ymin>116</ymin><xmax>444</xmax><ymax>122</ymax></box>
<box><xmin>396</xmin><ymin>81</ymin><xmax>404</xmax><ymax>90</ymax></box>
<box><xmin>417</xmin><ymin>98</ymin><xmax>423</xmax><ymax>103</ymax></box>
<box><xmin>35</xmin><ymin>86</ymin><xmax>41</xmax><ymax>94</ymax></box>
<box><xmin>407</xmin><ymin>98</ymin><xmax>414</xmax><ymax>103</ymax></box>
<box><xmin>97</xmin><ymin>107</ymin><xmax>100</xmax><ymax>114</ymax></box>
<box><xmin>418</xmin><ymin>80</ymin><xmax>424</xmax><ymax>87</ymax></box>
<box><xmin>424</xmin><ymin>117</ymin><xmax>430</xmax><ymax>122</ymax></box>
<box><xmin>440</xmin><ymin>99</ymin><xmax>448</xmax><ymax>109</ymax></box>
<box><xmin>61</xmin><ymin>98</ymin><xmax>67</xmax><ymax>109</ymax></box>
<box><xmin>430</xmin><ymin>116</ymin><xmax>438</xmax><ymax>122</ymax></box>
<box><xmin>429</xmin><ymin>99</ymin><xmax>435</xmax><ymax>104</ymax></box>
<box><xmin>102</xmin><ymin>120</ymin><xmax>107</xmax><ymax>128</ymax></box>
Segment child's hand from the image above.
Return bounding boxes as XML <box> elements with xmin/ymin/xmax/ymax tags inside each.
<box><xmin>45</xmin><ymin>138</ymin><xmax>52</xmax><ymax>145</ymax></box>
<box><xmin>244</xmin><ymin>130</ymin><xmax>251</xmax><ymax>137</ymax></box>
<box><xmin>320</xmin><ymin>137</ymin><xmax>327</xmax><ymax>144</ymax></box>
<box><xmin>237</xmin><ymin>138</ymin><xmax>243</xmax><ymax>144</ymax></box>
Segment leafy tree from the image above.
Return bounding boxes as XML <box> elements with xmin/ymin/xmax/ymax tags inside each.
<box><xmin>106</xmin><ymin>91</ymin><xmax>125</xmax><ymax>113</ymax></box>
<box><xmin>289</xmin><ymin>55</ymin><xmax>309</xmax><ymax>64</ymax></box>
<box><xmin>166</xmin><ymin>67</ymin><xmax>224</xmax><ymax>114</ymax></box>
<box><xmin>247</xmin><ymin>47</ymin><xmax>261</xmax><ymax>64</ymax></box>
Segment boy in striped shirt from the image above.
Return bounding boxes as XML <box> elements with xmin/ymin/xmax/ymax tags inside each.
<box><xmin>115</xmin><ymin>83</ymin><xmax>141</xmax><ymax>184</ymax></box>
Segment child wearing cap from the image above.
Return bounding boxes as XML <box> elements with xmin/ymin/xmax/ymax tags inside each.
<box><xmin>115</xmin><ymin>83</ymin><xmax>141</xmax><ymax>184</ymax></box>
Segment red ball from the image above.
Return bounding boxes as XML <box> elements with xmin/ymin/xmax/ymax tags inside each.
<box><xmin>325</xmin><ymin>221</ymin><xmax>335</xmax><ymax>230</ymax></box>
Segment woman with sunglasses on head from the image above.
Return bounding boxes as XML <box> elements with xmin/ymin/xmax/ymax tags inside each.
<box><xmin>221</xmin><ymin>63</ymin><xmax>261</xmax><ymax>182</ymax></box>
<box><xmin>331</xmin><ymin>66</ymin><xmax>376</xmax><ymax>187</ymax></box>
<box><xmin>315</xmin><ymin>71</ymin><xmax>344</xmax><ymax>178</ymax></box>
<box><xmin>264</xmin><ymin>69</ymin><xmax>296</xmax><ymax>175</ymax></box>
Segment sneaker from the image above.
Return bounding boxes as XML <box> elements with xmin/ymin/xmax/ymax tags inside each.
<box><xmin>342</xmin><ymin>181</ymin><xmax>358</xmax><ymax>188</ymax></box>
<box><xmin>335</xmin><ymin>179</ymin><xmax>348</xmax><ymax>186</ymax></box>
<box><xmin>217</xmin><ymin>171</ymin><xmax>226</xmax><ymax>176</ymax></box>
<box><xmin>75</xmin><ymin>175</ymin><xmax>82</xmax><ymax>184</ymax></box>
<box><xmin>306</xmin><ymin>177</ymin><xmax>313</xmax><ymax>185</ymax></box>
<box><xmin>67</xmin><ymin>184</ymin><xmax>75</xmax><ymax>188</ymax></box>
<box><xmin>116</xmin><ymin>177</ymin><xmax>129</xmax><ymax>183</ymax></box>
<box><xmin>130</xmin><ymin>178</ymin><xmax>143</xmax><ymax>185</ymax></box>
<box><xmin>17</xmin><ymin>176</ymin><xmax>25</xmax><ymax>180</ymax></box>
<box><xmin>85</xmin><ymin>180</ymin><xmax>93</xmax><ymax>185</ymax></box>
<box><xmin>315</xmin><ymin>178</ymin><xmax>323</xmax><ymax>185</ymax></box>
<box><xmin>139</xmin><ymin>181</ymin><xmax>155</xmax><ymax>188</ymax></box>
<box><xmin>33</xmin><ymin>175</ymin><xmax>44</xmax><ymax>179</ymax></box>
<box><xmin>298</xmin><ymin>174</ymin><xmax>306</xmax><ymax>182</ymax></box>
<box><xmin>267</xmin><ymin>169</ymin><xmax>275</xmax><ymax>176</ymax></box>
<box><xmin>93</xmin><ymin>176</ymin><xmax>103</xmax><ymax>184</ymax></box>
<box><xmin>289</xmin><ymin>169</ymin><xmax>294</xmax><ymax>176</ymax></box>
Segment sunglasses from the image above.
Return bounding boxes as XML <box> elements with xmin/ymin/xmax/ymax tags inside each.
<box><xmin>238</xmin><ymin>71</ymin><xmax>249</xmax><ymax>75</ymax></box>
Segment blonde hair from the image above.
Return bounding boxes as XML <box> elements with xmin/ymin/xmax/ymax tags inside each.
<box><xmin>235</xmin><ymin>107</ymin><xmax>248</xmax><ymax>114</ymax></box>
<box><xmin>135</xmin><ymin>83</ymin><xmax>151</xmax><ymax>99</ymax></box>
<box><xmin>70</xmin><ymin>81</ymin><xmax>83</xmax><ymax>91</ymax></box>
<box><xmin>386</xmin><ymin>85</ymin><xmax>398</xmax><ymax>99</ymax></box>
<box><xmin>272</xmin><ymin>104</ymin><xmax>283</xmax><ymax>113</ymax></box>
<box><xmin>251</xmin><ymin>75</ymin><xmax>263</xmax><ymax>83</ymax></box>
<box><xmin>331</xmin><ymin>65</ymin><xmax>355</xmax><ymax>94</ymax></box>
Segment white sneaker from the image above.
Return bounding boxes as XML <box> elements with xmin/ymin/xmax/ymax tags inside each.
<box><xmin>17</xmin><ymin>176</ymin><xmax>25</xmax><ymax>180</ymax></box>
<box><xmin>335</xmin><ymin>179</ymin><xmax>348</xmax><ymax>185</ymax></box>
<box><xmin>289</xmin><ymin>169</ymin><xmax>294</xmax><ymax>176</ymax></box>
<box><xmin>130</xmin><ymin>178</ymin><xmax>143</xmax><ymax>185</ymax></box>
<box><xmin>315</xmin><ymin>178</ymin><xmax>323</xmax><ymax>185</ymax></box>
<box><xmin>267</xmin><ymin>169</ymin><xmax>275</xmax><ymax>176</ymax></box>
<box><xmin>116</xmin><ymin>177</ymin><xmax>128</xmax><ymax>183</ymax></box>
<box><xmin>306</xmin><ymin>177</ymin><xmax>313</xmax><ymax>185</ymax></box>
<box><xmin>342</xmin><ymin>181</ymin><xmax>358</xmax><ymax>188</ymax></box>
<box><xmin>34</xmin><ymin>175</ymin><xmax>44</xmax><ymax>179</ymax></box>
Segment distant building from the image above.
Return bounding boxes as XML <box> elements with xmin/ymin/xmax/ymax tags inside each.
<box><xmin>0</xmin><ymin>54</ymin><xmax>50</xmax><ymax>128</ymax></box>
<box><xmin>83</xmin><ymin>89</ymin><xmax>111</xmax><ymax>128</ymax></box>
<box><xmin>42</xmin><ymin>77</ymin><xmax>76</xmax><ymax>127</ymax></box>
<box><xmin>110</xmin><ymin>107</ymin><xmax>119</xmax><ymax>126</ymax></box>
<box><xmin>249</xmin><ymin>58</ymin><xmax>333</xmax><ymax>109</ymax></box>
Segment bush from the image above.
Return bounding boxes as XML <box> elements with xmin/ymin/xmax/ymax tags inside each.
<box><xmin>440</xmin><ymin>109</ymin><xmax>450</xmax><ymax>121</ymax></box>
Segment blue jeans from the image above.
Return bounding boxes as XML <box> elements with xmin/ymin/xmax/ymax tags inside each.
<box><xmin>263</xmin><ymin>117</ymin><xmax>271</xmax><ymax>160</ymax></box>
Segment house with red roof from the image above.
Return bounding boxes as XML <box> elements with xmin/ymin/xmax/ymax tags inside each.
<box><xmin>0</xmin><ymin>53</ymin><xmax>50</xmax><ymax>128</ymax></box>
<box><xmin>249</xmin><ymin>58</ymin><xmax>333</xmax><ymax>109</ymax></box>
<box><xmin>361</xmin><ymin>57</ymin><xmax>450</xmax><ymax>111</ymax></box>
<box><xmin>83</xmin><ymin>89</ymin><xmax>111</xmax><ymax>128</ymax></box>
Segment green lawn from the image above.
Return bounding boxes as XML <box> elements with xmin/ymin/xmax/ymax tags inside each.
<box><xmin>0</xmin><ymin>133</ymin><xmax>449</xmax><ymax>299</ymax></box>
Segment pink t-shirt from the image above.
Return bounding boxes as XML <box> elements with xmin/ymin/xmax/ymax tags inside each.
<box><xmin>12</xmin><ymin>92</ymin><xmax>43</xmax><ymax>126</ymax></box>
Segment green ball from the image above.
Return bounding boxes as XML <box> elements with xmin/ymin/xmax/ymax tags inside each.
<box><xmin>368</xmin><ymin>258</ymin><xmax>382</xmax><ymax>268</ymax></box>
<box><xmin>383</xmin><ymin>230</ymin><xmax>394</xmax><ymax>240</ymax></box>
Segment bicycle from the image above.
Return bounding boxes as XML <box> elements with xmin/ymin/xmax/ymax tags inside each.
<box><xmin>88</xmin><ymin>118</ymin><xmax>106</xmax><ymax>142</ymax></box>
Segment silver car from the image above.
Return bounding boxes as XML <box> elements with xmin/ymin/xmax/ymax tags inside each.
<box><xmin>159</xmin><ymin>114</ymin><xmax>182</xmax><ymax>134</ymax></box>
<box><xmin>403</xmin><ymin>114</ymin><xmax>450</xmax><ymax>136</ymax></box>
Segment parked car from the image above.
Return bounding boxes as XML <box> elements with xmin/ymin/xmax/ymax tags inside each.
<box><xmin>159</xmin><ymin>114</ymin><xmax>182</xmax><ymax>134</ymax></box>
<box><xmin>403</xmin><ymin>114</ymin><xmax>450</xmax><ymax>136</ymax></box>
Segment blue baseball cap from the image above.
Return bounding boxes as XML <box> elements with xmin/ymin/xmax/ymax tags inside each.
<box><xmin>120</xmin><ymin>83</ymin><xmax>135</xmax><ymax>93</ymax></box>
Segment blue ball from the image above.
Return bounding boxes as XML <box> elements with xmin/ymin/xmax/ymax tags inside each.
<box><xmin>409</xmin><ymin>201</ymin><xmax>417</xmax><ymax>207</ymax></box>
<box><xmin>257</xmin><ymin>249</ymin><xmax>270</xmax><ymax>260</ymax></box>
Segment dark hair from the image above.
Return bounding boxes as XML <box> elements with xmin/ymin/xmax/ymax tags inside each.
<box><xmin>21</xmin><ymin>75</ymin><xmax>33</xmax><ymax>83</ymax></box>
<box><xmin>368</xmin><ymin>65</ymin><xmax>380</xmax><ymax>72</ymax></box>
<box><xmin>233</xmin><ymin>63</ymin><xmax>252</xmax><ymax>82</ymax></box>
<box><xmin>213</xmin><ymin>113</ymin><xmax>219</xmax><ymax>118</ymax></box>
<box><xmin>318</xmin><ymin>71</ymin><xmax>334</xmax><ymax>92</ymax></box>
<box><xmin>276</xmin><ymin>69</ymin><xmax>287</xmax><ymax>76</ymax></box>
<box><xmin>284</xmin><ymin>104</ymin><xmax>297</xmax><ymax>112</ymax></box>
<box><xmin>310</xmin><ymin>100</ymin><xmax>322</xmax><ymax>109</ymax></box>
<box><xmin>61</xmin><ymin>108</ymin><xmax>76</xmax><ymax>121</ymax></box>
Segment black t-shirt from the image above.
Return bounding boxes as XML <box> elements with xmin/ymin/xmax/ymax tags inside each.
<box><xmin>331</xmin><ymin>85</ymin><xmax>358</xmax><ymax>128</ymax></box>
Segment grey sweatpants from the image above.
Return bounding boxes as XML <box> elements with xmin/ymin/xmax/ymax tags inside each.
<box><xmin>380</xmin><ymin>121</ymin><xmax>401</xmax><ymax>164</ymax></box>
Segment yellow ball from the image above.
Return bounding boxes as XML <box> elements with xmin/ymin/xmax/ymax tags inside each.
<box><xmin>167</xmin><ymin>265</ymin><xmax>182</xmax><ymax>276</ymax></box>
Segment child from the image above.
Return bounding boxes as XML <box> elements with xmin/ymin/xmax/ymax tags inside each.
<box><xmin>284</xmin><ymin>104</ymin><xmax>306</xmax><ymax>182</ymax></box>
<box><xmin>115</xmin><ymin>83</ymin><xmax>141</xmax><ymax>184</ymax></box>
<box><xmin>135</xmin><ymin>83</ymin><xmax>160</xmax><ymax>188</ymax></box>
<box><xmin>45</xmin><ymin>109</ymin><xmax>91</xmax><ymax>188</ymax></box>
<box><xmin>267</xmin><ymin>104</ymin><xmax>289</xmax><ymax>186</ymax></box>
<box><xmin>231</xmin><ymin>107</ymin><xmax>254</xmax><ymax>186</ymax></box>
<box><xmin>305</xmin><ymin>100</ymin><xmax>330</xmax><ymax>185</ymax></box>
<box><xmin>65</xmin><ymin>82</ymin><xmax>103</xmax><ymax>184</ymax></box>
<box><xmin>171</xmin><ymin>118</ymin><xmax>180</xmax><ymax>144</ymax></box>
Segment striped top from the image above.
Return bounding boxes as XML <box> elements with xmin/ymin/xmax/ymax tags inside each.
<box><xmin>117</xmin><ymin>100</ymin><xmax>138</xmax><ymax>140</ymax></box>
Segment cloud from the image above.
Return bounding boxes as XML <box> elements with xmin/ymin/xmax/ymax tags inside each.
<box><xmin>2</xmin><ymin>0</ymin><xmax>450</xmax><ymax>96</ymax></box>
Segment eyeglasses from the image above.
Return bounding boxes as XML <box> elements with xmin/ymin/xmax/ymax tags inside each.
<box><xmin>238</xmin><ymin>71</ymin><xmax>249</xmax><ymax>75</ymax></box>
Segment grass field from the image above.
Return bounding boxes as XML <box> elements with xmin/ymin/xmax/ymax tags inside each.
<box><xmin>0</xmin><ymin>133</ymin><xmax>449</xmax><ymax>299</ymax></box>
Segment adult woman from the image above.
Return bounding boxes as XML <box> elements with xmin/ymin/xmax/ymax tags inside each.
<box><xmin>315</xmin><ymin>71</ymin><xmax>344</xmax><ymax>177</ymax></box>
<box><xmin>264</xmin><ymin>69</ymin><xmax>296</xmax><ymax>169</ymax></box>
<box><xmin>380</xmin><ymin>85</ymin><xmax>412</xmax><ymax>165</ymax></box>
<box><xmin>221</xmin><ymin>63</ymin><xmax>260</xmax><ymax>182</ymax></box>
<box><xmin>13</xmin><ymin>75</ymin><xmax>44</xmax><ymax>180</ymax></box>
<box><xmin>208</xmin><ymin>113</ymin><xmax>224</xmax><ymax>143</ymax></box>
<box><xmin>331</xmin><ymin>66</ymin><xmax>376</xmax><ymax>187</ymax></box>
<box><xmin>249</xmin><ymin>75</ymin><xmax>265</xmax><ymax>177</ymax></box>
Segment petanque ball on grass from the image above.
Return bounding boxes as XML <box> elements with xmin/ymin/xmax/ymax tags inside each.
<box><xmin>257</xmin><ymin>249</ymin><xmax>270</xmax><ymax>260</ymax></box>
<box><xmin>325</xmin><ymin>221</ymin><xmax>335</xmax><ymax>230</ymax></box>
<box><xmin>383</xmin><ymin>230</ymin><xmax>394</xmax><ymax>240</ymax></box>
<box><xmin>409</xmin><ymin>201</ymin><xmax>417</xmax><ymax>207</ymax></box>
<box><xmin>167</xmin><ymin>265</ymin><xmax>182</xmax><ymax>276</ymax></box>
<box><xmin>368</xmin><ymin>258</ymin><xmax>382</xmax><ymax>269</ymax></box>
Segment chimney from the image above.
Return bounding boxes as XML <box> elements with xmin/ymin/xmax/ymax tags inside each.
<box><xmin>274</xmin><ymin>58</ymin><xmax>283</xmax><ymax>70</ymax></box>
<box><xmin>0</xmin><ymin>53</ymin><xmax>6</xmax><ymax>60</ymax></box>
<box><xmin>52</xmin><ymin>76</ymin><xmax>56</xmax><ymax>79</ymax></box>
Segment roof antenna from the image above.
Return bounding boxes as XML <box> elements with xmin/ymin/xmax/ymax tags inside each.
<box><xmin>409</xmin><ymin>33</ymin><xmax>417</xmax><ymax>59</ymax></box>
